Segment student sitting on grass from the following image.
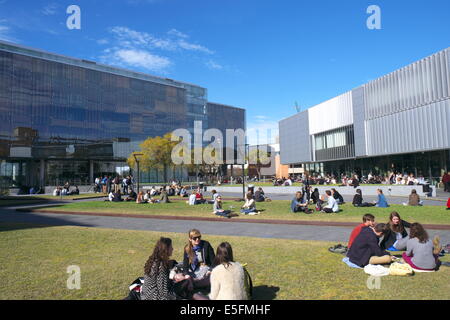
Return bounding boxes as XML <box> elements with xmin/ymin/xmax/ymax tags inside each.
<box><xmin>136</xmin><ymin>191</ymin><xmax>145</xmax><ymax>204</ymax></box>
<box><xmin>380</xmin><ymin>211</ymin><xmax>411</xmax><ymax>251</ymax></box>
<box><xmin>291</xmin><ymin>191</ymin><xmax>309</xmax><ymax>213</ymax></box>
<box><xmin>111</xmin><ymin>191</ymin><xmax>123</xmax><ymax>202</ymax></box>
<box><xmin>125</xmin><ymin>190</ymin><xmax>137</xmax><ymax>202</ymax></box>
<box><xmin>254</xmin><ymin>187</ymin><xmax>267</xmax><ymax>202</ymax></box>
<box><xmin>402</xmin><ymin>223</ymin><xmax>441</xmax><ymax>271</ymax></box>
<box><xmin>311</xmin><ymin>188</ymin><xmax>320</xmax><ymax>204</ymax></box>
<box><xmin>347</xmin><ymin>223</ymin><xmax>394</xmax><ymax>267</ymax></box>
<box><xmin>241</xmin><ymin>192</ymin><xmax>260</xmax><ymax>215</ymax></box>
<box><xmin>352</xmin><ymin>189</ymin><xmax>375</xmax><ymax>207</ymax></box>
<box><xmin>183</xmin><ymin>229</ymin><xmax>215</xmax><ymax>290</ymax></box>
<box><xmin>188</xmin><ymin>191</ymin><xmax>197</xmax><ymax>205</ymax></box>
<box><xmin>141</xmin><ymin>237</ymin><xmax>178</xmax><ymax>300</ymax></box>
<box><xmin>144</xmin><ymin>190</ymin><xmax>152</xmax><ymax>202</ymax></box>
<box><xmin>195</xmin><ymin>189</ymin><xmax>207</xmax><ymax>204</ymax></box>
<box><xmin>403</xmin><ymin>189</ymin><xmax>423</xmax><ymax>206</ymax></box>
<box><xmin>160</xmin><ymin>189</ymin><xmax>170</xmax><ymax>203</ymax></box>
<box><xmin>447</xmin><ymin>197</ymin><xmax>450</xmax><ymax>210</ymax></box>
<box><xmin>331</xmin><ymin>188</ymin><xmax>345</xmax><ymax>204</ymax></box>
<box><xmin>373</xmin><ymin>189</ymin><xmax>389</xmax><ymax>207</ymax></box>
<box><xmin>322</xmin><ymin>190</ymin><xmax>339</xmax><ymax>213</ymax></box>
<box><xmin>193</xmin><ymin>242</ymin><xmax>248</xmax><ymax>300</ymax></box>
<box><xmin>208</xmin><ymin>190</ymin><xmax>220</xmax><ymax>204</ymax></box>
<box><xmin>348</xmin><ymin>214</ymin><xmax>376</xmax><ymax>249</ymax></box>
<box><xmin>213</xmin><ymin>196</ymin><xmax>231</xmax><ymax>217</ymax></box>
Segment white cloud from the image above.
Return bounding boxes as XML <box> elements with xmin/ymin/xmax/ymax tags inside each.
<box><xmin>97</xmin><ymin>38</ymin><xmax>109</xmax><ymax>45</ymax></box>
<box><xmin>98</xmin><ymin>26</ymin><xmax>218</xmax><ymax>73</ymax></box>
<box><xmin>42</xmin><ymin>3</ymin><xmax>58</xmax><ymax>16</ymax></box>
<box><xmin>100</xmin><ymin>48</ymin><xmax>171</xmax><ymax>72</ymax></box>
<box><xmin>205</xmin><ymin>59</ymin><xmax>223</xmax><ymax>70</ymax></box>
<box><xmin>167</xmin><ymin>28</ymin><xmax>189</xmax><ymax>39</ymax></box>
<box><xmin>0</xmin><ymin>21</ymin><xmax>16</xmax><ymax>42</ymax></box>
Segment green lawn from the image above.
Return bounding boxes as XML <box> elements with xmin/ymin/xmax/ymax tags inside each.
<box><xmin>30</xmin><ymin>200</ymin><xmax>450</xmax><ymax>225</ymax></box>
<box><xmin>0</xmin><ymin>223</ymin><xmax>448</xmax><ymax>300</ymax></box>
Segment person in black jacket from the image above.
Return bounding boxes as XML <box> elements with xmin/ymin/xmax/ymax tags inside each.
<box><xmin>380</xmin><ymin>211</ymin><xmax>411</xmax><ymax>251</ymax></box>
<box><xmin>352</xmin><ymin>189</ymin><xmax>375</xmax><ymax>207</ymax></box>
<box><xmin>331</xmin><ymin>188</ymin><xmax>345</xmax><ymax>204</ymax></box>
<box><xmin>347</xmin><ymin>223</ymin><xmax>393</xmax><ymax>267</ymax></box>
<box><xmin>183</xmin><ymin>229</ymin><xmax>215</xmax><ymax>289</ymax></box>
<box><xmin>311</xmin><ymin>188</ymin><xmax>320</xmax><ymax>204</ymax></box>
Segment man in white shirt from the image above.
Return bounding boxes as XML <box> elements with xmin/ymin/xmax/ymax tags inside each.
<box><xmin>322</xmin><ymin>190</ymin><xmax>339</xmax><ymax>213</ymax></box>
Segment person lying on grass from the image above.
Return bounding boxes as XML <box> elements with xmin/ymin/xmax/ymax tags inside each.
<box><xmin>347</xmin><ymin>223</ymin><xmax>394</xmax><ymax>268</ymax></box>
<box><xmin>402</xmin><ymin>223</ymin><xmax>442</xmax><ymax>271</ymax></box>
<box><xmin>241</xmin><ymin>192</ymin><xmax>260</xmax><ymax>215</ymax></box>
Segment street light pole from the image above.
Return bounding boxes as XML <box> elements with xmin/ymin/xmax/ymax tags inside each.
<box><xmin>133</xmin><ymin>153</ymin><xmax>144</xmax><ymax>194</ymax></box>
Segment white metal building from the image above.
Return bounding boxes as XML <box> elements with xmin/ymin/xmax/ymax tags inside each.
<box><xmin>279</xmin><ymin>47</ymin><xmax>450</xmax><ymax>183</ymax></box>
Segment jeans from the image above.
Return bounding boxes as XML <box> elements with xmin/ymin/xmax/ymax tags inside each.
<box><xmin>241</xmin><ymin>208</ymin><xmax>256</xmax><ymax>214</ymax></box>
<box><xmin>215</xmin><ymin>210</ymin><xmax>231</xmax><ymax>217</ymax></box>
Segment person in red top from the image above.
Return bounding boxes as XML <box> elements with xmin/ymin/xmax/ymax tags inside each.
<box><xmin>443</xmin><ymin>172</ymin><xmax>450</xmax><ymax>192</ymax></box>
<box><xmin>195</xmin><ymin>188</ymin><xmax>206</xmax><ymax>204</ymax></box>
<box><xmin>447</xmin><ymin>197</ymin><xmax>450</xmax><ymax>210</ymax></box>
<box><xmin>348</xmin><ymin>214</ymin><xmax>376</xmax><ymax>248</ymax></box>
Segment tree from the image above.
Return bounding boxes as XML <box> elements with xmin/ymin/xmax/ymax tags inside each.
<box><xmin>127</xmin><ymin>133</ymin><xmax>178</xmax><ymax>183</ymax></box>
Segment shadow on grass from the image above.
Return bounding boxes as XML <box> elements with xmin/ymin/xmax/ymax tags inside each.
<box><xmin>0</xmin><ymin>209</ymin><xmax>93</xmax><ymax>232</ymax></box>
<box><xmin>252</xmin><ymin>285</ymin><xmax>280</xmax><ymax>300</ymax></box>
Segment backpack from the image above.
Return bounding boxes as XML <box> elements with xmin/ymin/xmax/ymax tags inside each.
<box><xmin>124</xmin><ymin>277</ymin><xmax>144</xmax><ymax>300</ymax></box>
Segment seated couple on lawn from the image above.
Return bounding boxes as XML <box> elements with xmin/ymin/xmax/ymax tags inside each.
<box><xmin>188</xmin><ymin>189</ymin><xmax>207</xmax><ymax>205</ymax></box>
<box><xmin>139</xmin><ymin>229</ymin><xmax>248</xmax><ymax>300</ymax></box>
<box><xmin>292</xmin><ymin>190</ymin><xmax>341</xmax><ymax>214</ymax></box>
<box><xmin>345</xmin><ymin>212</ymin><xmax>442</xmax><ymax>271</ymax></box>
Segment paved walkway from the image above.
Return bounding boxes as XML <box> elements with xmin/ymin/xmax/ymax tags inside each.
<box><xmin>1</xmin><ymin>208</ymin><xmax>449</xmax><ymax>245</ymax></box>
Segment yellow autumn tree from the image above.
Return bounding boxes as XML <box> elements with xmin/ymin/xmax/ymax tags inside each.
<box><xmin>127</xmin><ymin>133</ymin><xmax>178</xmax><ymax>183</ymax></box>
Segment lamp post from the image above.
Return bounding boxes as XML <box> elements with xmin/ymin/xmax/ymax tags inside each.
<box><xmin>240</xmin><ymin>143</ymin><xmax>249</xmax><ymax>201</ymax></box>
<box><xmin>133</xmin><ymin>153</ymin><xmax>144</xmax><ymax>194</ymax></box>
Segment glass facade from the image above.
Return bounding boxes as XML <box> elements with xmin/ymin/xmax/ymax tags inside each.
<box><xmin>0</xmin><ymin>42</ymin><xmax>245</xmax><ymax>187</ymax></box>
<box><xmin>313</xmin><ymin>125</ymin><xmax>355</xmax><ymax>161</ymax></box>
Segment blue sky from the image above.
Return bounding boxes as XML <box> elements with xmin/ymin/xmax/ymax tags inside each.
<box><xmin>1</xmin><ymin>0</ymin><xmax>449</xmax><ymax>145</ymax></box>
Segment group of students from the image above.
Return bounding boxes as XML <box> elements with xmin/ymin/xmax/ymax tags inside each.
<box><xmin>346</xmin><ymin>212</ymin><xmax>442</xmax><ymax>271</ymax></box>
<box><xmin>291</xmin><ymin>188</ymin><xmax>395</xmax><ymax>214</ymax></box>
<box><xmin>139</xmin><ymin>229</ymin><xmax>248</xmax><ymax>300</ymax></box>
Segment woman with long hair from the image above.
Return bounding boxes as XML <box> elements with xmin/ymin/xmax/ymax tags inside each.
<box><xmin>141</xmin><ymin>237</ymin><xmax>178</xmax><ymax>300</ymax></box>
<box><xmin>402</xmin><ymin>223</ymin><xmax>441</xmax><ymax>271</ymax></box>
<box><xmin>380</xmin><ymin>211</ymin><xmax>411</xmax><ymax>251</ymax></box>
<box><xmin>194</xmin><ymin>242</ymin><xmax>247</xmax><ymax>300</ymax></box>
<box><xmin>182</xmin><ymin>229</ymin><xmax>215</xmax><ymax>288</ymax></box>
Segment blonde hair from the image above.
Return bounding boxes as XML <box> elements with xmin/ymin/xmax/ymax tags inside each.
<box><xmin>185</xmin><ymin>229</ymin><xmax>202</xmax><ymax>264</ymax></box>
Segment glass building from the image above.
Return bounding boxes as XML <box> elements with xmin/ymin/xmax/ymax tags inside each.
<box><xmin>0</xmin><ymin>41</ymin><xmax>245</xmax><ymax>188</ymax></box>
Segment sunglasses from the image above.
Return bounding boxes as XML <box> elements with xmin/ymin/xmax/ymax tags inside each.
<box><xmin>191</xmin><ymin>236</ymin><xmax>201</xmax><ymax>241</ymax></box>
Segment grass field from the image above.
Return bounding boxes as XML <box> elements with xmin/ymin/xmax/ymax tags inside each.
<box><xmin>30</xmin><ymin>200</ymin><xmax>450</xmax><ymax>225</ymax></box>
<box><xmin>0</xmin><ymin>223</ymin><xmax>448</xmax><ymax>300</ymax></box>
